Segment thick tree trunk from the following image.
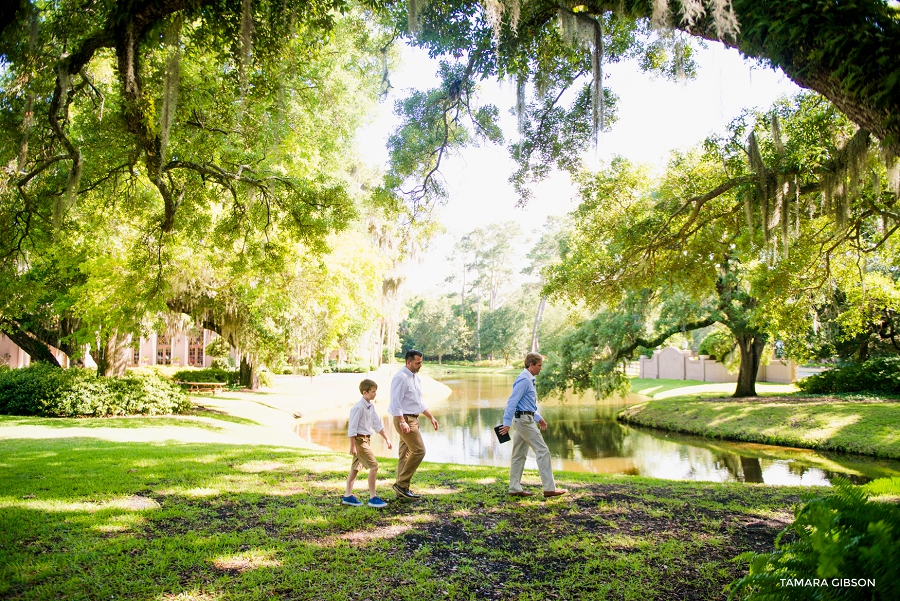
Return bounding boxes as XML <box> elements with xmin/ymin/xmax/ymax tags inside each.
<box><xmin>95</xmin><ymin>331</ymin><xmax>130</xmax><ymax>377</ymax></box>
<box><xmin>733</xmin><ymin>332</ymin><xmax>767</xmax><ymax>397</ymax></box>
<box><xmin>438</xmin><ymin>353</ymin><xmax>442</xmax><ymax>365</ymax></box>
<box><xmin>240</xmin><ymin>355</ymin><xmax>259</xmax><ymax>390</ymax></box>
<box><xmin>531</xmin><ymin>296</ymin><xmax>547</xmax><ymax>353</ymax></box>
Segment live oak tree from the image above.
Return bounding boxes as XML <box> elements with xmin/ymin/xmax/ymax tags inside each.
<box><xmin>0</xmin><ymin>2</ymin><xmax>389</xmax><ymax>380</ymax></box>
<box><xmin>542</xmin><ymin>93</ymin><xmax>899</xmax><ymax>397</ymax></box>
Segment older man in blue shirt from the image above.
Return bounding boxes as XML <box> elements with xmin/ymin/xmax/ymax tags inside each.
<box><xmin>498</xmin><ymin>352</ymin><xmax>567</xmax><ymax>498</ymax></box>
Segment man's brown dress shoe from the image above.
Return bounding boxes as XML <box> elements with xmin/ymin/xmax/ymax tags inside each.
<box><xmin>508</xmin><ymin>491</ymin><xmax>534</xmax><ymax>497</ymax></box>
<box><xmin>543</xmin><ymin>489</ymin><xmax>568</xmax><ymax>498</ymax></box>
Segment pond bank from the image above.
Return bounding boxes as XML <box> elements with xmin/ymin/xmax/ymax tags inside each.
<box><xmin>618</xmin><ymin>395</ymin><xmax>900</xmax><ymax>459</ymax></box>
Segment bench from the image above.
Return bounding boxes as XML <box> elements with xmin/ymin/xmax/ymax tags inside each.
<box><xmin>175</xmin><ymin>381</ymin><xmax>225</xmax><ymax>394</ymax></box>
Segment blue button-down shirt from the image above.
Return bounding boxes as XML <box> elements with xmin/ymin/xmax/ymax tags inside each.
<box><xmin>502</xmin><ymin>369</ymin><xmax>543</xmax><ymax>427</ymax></box>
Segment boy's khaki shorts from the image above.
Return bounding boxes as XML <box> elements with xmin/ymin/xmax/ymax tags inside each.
<box><xmin>350</xmin><ymin>435</ymin><xmax>378</xmax><ymax>471</ymax></box>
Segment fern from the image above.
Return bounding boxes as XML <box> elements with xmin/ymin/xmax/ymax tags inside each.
<box><xmin>728</xmin><ymin>478</ymin><xmax>899</xmax><ymax>600</ymax></box>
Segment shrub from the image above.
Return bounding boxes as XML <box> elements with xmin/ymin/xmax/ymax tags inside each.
<box><xmin>0</xmin><ymin>363</ymin><xmax>189</xmax><ymax>417</ymax></box>
<box><xmin>796</xmin><ymin>356</ymin><xmax>900</xmax><ymax>395</ymax></box>
<box><xmin>325</xmin><ymin>364</ymin><xmax>372</xmax><ymax>373</ymax></box>
<box><xmin>473</xmin><ymin>359</ymin><xmax>507</xmax><ymax>368</ymax></box>
<box><xmin>258</xmin><ymin>370</ymin><xmax>274</xmax><ymax>387</ymax></box>
<box><xmin>171</xmin><ymin>368</ymin><xmax>240</xmax><ymax>386</ymax></box>
<box><xmin>727</xmin><ymin>478</ymin><xmax>900</xmax><ymax>600</ymax></box>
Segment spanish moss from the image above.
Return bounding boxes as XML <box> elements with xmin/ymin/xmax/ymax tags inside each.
<box><xmin>408</xmin><ymin>0</ymin><xmax>427</xmax><ymax>34</ymax></box>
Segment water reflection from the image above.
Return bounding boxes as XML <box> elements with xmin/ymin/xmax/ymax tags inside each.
<box><xmin>295</xmin><ymin>373</ymin><xmax>900</xmax><ymax>486</ymax></box>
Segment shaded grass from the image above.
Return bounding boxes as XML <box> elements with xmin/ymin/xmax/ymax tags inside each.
<box><xmin>619</xmin><ymin>396</ymin><xmax>900</xmax><ymax>459</ymax></box>
<box><xmin>630</xmin><ymin>378</ymin><xmax>711</xmax><ymax>396</ymax></box>
<box><xmin>0</xmin><ymin>436</ymin><xmax>805</xmax><ymax>601</ymax></box>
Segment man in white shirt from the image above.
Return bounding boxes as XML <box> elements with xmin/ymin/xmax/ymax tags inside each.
<box><xmin>388</xmin><ymin>349</ymin><xmax>439</xmax><ymax>499</ymax></box>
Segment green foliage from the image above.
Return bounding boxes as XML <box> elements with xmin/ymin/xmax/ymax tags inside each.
<box><xmin>171</xmin><ymin>368</ymin><xmax>240</xmax><ymax>386</ymax></box>
<box><xmin>699</xmin><ymin>330</ymin><xmax>735</xmax><ymax>360</ymax></box>
<box><xmin>0</xmin><ymin>364</ymin><xmax>188</xmax><ymax>417</ymax></box>
<box><xmin>204</xmin><ymin>337</ymin><xmax>231</xmax><ymax>359</ymax></box>
<box><xmin>728</xmin><ymin>479</ymin><xmax>899</xmax><ymax>600</ymax></box>
<box><xmin>797</xmin><ymin>357</ymin><xmax>900</xmax><ymax>395</ymax></box>
<box><xmin>479</xmin><ymin>305</ymin><xmax>527</xmax><ymax>365</ymax></box>
<box><xmin>404</xmin><ymin>296</ymin><xmax>469</xmax><ymax>361</ymax></box>
<box><xmin>325</xmin><ymin>364</ymin><xmax>372</xmax><ymax>373</ymax></box>
<box><xmin>542</xmin><ymin>90</ymin><xmax>898</xmax><ymax>397</ymax></box>
<box><xmin>864</xmin><ymin>477</ymin><xmax>900</xmax><ymax>498</ymax></box>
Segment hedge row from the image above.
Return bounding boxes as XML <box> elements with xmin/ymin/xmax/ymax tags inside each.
<box><xmin>172</xmin><ymin>368</ymin><xmax>240</xmax><ymax>386</ymax></box>
<box><xmin>0</xmin><ymin>364</ymin><xmax>189</xmax><ymax>417</ymax></box>
<box><xmin>796</xmin><ymin>356</ymin><xmax>900</xmax><ymax>395</ymax></box>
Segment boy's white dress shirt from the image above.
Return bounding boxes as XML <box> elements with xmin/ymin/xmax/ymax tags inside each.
<box><xmin>347</xmin><ymin>397</ymin><xmax>383</xmax><ymax>436</ymax></box>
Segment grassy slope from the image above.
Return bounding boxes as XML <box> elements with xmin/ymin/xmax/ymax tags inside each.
<box><xmin>0</xmin><ymin>426</ymin><xmax>804</xmax><ymax>601</ymax></box>
<box><xmin>620</xmin><ymin>380</ymin><xmax>900</xmax><ymax>459</ymax></box>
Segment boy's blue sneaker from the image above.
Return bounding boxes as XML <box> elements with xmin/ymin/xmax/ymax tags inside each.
<box><xmin>367</xmin><ymin>496</ymin><xmax>388</xmax><ymax>508</ymax></box>
<box><xmin>341</xmin><ymin>495</ymin><xmax>364</xmax><ymax>506</ymax></box>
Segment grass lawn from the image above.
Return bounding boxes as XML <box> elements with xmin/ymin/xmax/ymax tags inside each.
<box><xmin>0</xmin><ymin>426</ymin><xmax>806</xmax><ymax>600</ymax></box>
<box><xmin>620</xmin><ymin>380</ymin><xmax>900</xmax><ymax>459</ymax></box>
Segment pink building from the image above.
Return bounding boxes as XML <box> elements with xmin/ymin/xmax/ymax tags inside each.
<box><xmin>128</xmin><ymin>330</ymin><xmax>218</xmax><ymax>368</ymax></box>
<box><xmin>0</xmin><ymin>329</ymin><xmax>218</xmax><ymax>369</ymax></box>
<box><xmin>0</xmin><ymin>335</ymin><xmax>69</xmax><ymax>368</ymax></box>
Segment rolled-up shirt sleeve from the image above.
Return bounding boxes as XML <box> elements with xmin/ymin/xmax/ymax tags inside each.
<box><xmin>347</xmin><ymin>404</ymin><xmax>363</xmax><ymax>437</ymax></box>
<box><xmin>502</xmin><ymin>378</ymin><xmax>527</xmax><ymax>427</ymax></box>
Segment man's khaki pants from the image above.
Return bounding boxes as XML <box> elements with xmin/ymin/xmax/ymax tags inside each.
<box><xmin>509</xmin><ymin>415</ymin><xmax>556</xmax><ymax>493</ymax></box>
<box><xmin>393</xmin><ymin>415</ymin><xmax>426</xmax><ymax>489</ymax></box>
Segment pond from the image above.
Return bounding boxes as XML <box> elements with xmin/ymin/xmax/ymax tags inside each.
<box><xmin>295</xmin><ymin>372</ymin><xmax>900</xmax><ymax>486</ymax></box>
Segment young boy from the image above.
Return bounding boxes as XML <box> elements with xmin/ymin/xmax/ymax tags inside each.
<box><xmin>342</xmin><ymin>379</ymin><xmax>392</xmax><ymax>508</ymax></box>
